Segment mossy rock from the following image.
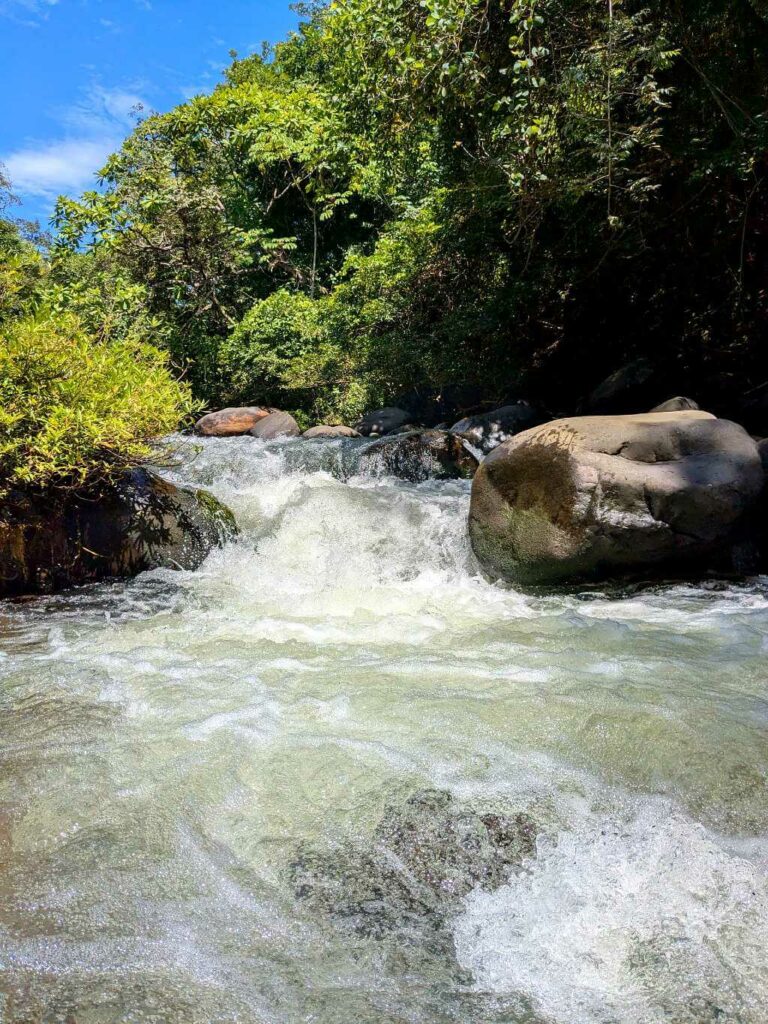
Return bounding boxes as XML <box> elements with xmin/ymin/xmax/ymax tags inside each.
<box><xmin>0</xmin><ymin>468</ymin><xmax>237</xmax><ymax>598</ymax></box>
<box><xmin>469</xmin><ymin>412</ymin><xmax>763</xmax><ymax>585</ymax></box>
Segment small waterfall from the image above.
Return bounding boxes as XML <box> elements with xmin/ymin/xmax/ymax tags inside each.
<box><xmin>0</xmin><ymin>434</ymin><xmax>766</xmax><ymax>1023</ymax></box>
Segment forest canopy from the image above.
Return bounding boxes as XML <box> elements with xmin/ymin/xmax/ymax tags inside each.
<box><xmin>3</xmin><ymin>0</ymin><xmax>768</xmax><ymax>474</ymax></box>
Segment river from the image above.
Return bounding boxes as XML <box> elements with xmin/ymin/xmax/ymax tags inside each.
<box><xmin>1</xmin><ymin>435</ymin><xmax>766</xmax><ymax>1023</ymax></box>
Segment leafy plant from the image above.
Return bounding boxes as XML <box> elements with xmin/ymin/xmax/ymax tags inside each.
<box><xmin>0</xmin><ymin>311</ymin><xmax>197</xmax><ymax>497</ymax></box>
<box><xmin>46</xmin><ymin>0</ymin><xmax>768</xmax><ymax>418</ymax></box>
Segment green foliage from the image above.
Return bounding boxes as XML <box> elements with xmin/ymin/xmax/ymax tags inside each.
<box><xmin>0</xmin><ymin>311</ymin><xmax>197</xmax><ymax>497</ymax></box>
<box><xmin>221</xmin><ymin>288</ymin><xmax>326</xmax><ymax>402</ymax></box>
<box><xmin>0</xmin><ymin>170</ymin><xmax>48</xmax><ymax>322</ymax></box>
<box><xmin>48</xmin><ymin>1</ymin><xmax>768</xmax><ymax>418</ymax></box>
<box><xmin>0</xmin><ymin>167</ymin><xmax>197</xmax><ymax>505</ymax></box>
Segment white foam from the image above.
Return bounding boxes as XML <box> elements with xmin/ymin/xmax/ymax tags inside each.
<box><xmin>454</xmin><ymin>799</ymin><xmax>768</xmax><ymax>1024</ymax></box>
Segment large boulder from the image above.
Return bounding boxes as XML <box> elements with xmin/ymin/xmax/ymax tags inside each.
<box><xmin>0</xmin><ymin>469</ymin><xmax>236</xmax><ymax>599</ymax></box>
<box><xmin>358</xmin><ymin>430</ymin><xmax>478</xmax><ymax>482</ymax></box>
<box><xmin>193</xmin><ymin>406</ymin><xmax>274</xmax><ymax>437</ymax></box>
<box><xmin>303</xmin><ymin>424</ymin><xmax>361</xmax><ymax>439</ymax></box>
<box><xmin>451</xmin><ymin>403</ymin><xmax>546</xmax><ymax>454</ymax></box>
<box><xmin>469</xmin><ymin>412</ymin><xmax>763</xmax><ymax>585</ymax></box>
<box><xmin>249</xmin><ymin>410</ymin><xmax>301</xmax><ymax>440</ymax></box>
<box><xmin>356</xmin><ymin>407</ymin><xmax>412</xmax><ymax>437</ymax></box>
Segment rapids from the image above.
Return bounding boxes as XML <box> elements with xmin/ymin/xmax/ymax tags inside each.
<box><xmin>0</xmin><ymin>434</ymin><xmax>767</xmax><ymax>1023</ymax></box>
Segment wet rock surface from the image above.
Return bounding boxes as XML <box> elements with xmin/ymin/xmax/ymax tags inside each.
<box><xmin>451</xmin><ymin>403</ymin><xmax>546</xmax><ymax>454</ymax></box>
<box><xmin>357</xmin><ymin>430</ymin><xmax>479</xmax><ymax>482</ymax></box>
<box><xmin>0</xmin><ymin>468</ymin><xmax>236</xmax><ymax>598</ymax></box>
<box><xmin>291</xmin><ymin>789</ymin><xmax>537</xmax><ymax>944</ymax></box>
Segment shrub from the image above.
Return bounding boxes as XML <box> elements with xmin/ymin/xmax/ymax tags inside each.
<box><xmin>219</xmin><ymin>289</ymin><xmax>325</xmax><ymax>404</ymax></box>
<box><xmin>0</xmin><ymin>311</ymin><xmax>197</xmax><ymax>498</ymax></box>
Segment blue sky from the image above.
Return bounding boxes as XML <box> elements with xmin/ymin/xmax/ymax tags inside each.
<box><xmin>0</xmin><ymin>0</ymin><xmax>299</xmax><ymax>226</ymax></box>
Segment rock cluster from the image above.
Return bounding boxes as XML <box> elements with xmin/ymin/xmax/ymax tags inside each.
<box><xmin>193</xmin><ymin>406</ymin><xmax>275</xmax><ymax>436</ymax></box>
<box><xmin>8</xmin><ymin>386</ymin><xmax>768</xmax><ymax>599</ymax></box>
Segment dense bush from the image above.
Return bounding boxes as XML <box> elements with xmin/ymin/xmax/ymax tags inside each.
<box><xmin>48</xmin><ymin>1</ymin><xmax>768</xmax><ymax>421</ymax></box>
<box><xmin>0</xmin><ymin>311</ymin><xmax>196</xmax><ymax>497</ymax></box>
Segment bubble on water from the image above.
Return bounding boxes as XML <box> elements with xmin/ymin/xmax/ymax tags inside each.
<box><xmin>2</xmin><ymin>435</ymin><xmax>768</xmax><ymax>1021</ymax></box>
<box><xmin>453</xmin><ymin>799</ymin><xmax>768</xmax><ymax>1024</ymax></box>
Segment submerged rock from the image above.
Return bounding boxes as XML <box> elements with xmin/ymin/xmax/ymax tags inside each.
<box><xmin>303</xmin><ymin>424</ymin><xmax>361</xmax><ymax>439</ymax></box>
<box><xmin>193</xmin><ymin>406</ymin><xmax>274</xmax><ymax>437</ymax></box>
<box><xmin>358</xmin><ymin>430</ymin><xmax>479</xmax><ymax>481</ymax></box>
<box><xmin>291</xmin><ymin>789</ymin><xmax>537</xmax><ymax>942</ymax></box>
<box><xmin>356</xmin><ymin>407</ymin><xmax>412</xmax><ymax>437</ymax></box>
<box><xmin>0</xmin><ymin>468</ymin><xmax>236</xmax><ymax>599</ymax></box>
<box><xmin>249</xmin><ymin>411</ymin><xmax>301</xmax><ymax>439</ymax></box>
<box><xmin>469</xmin><ymin>411</ymin><xmax>763</xmax><ymax>585</ymax></box>
<box><xmin>451</xmin><ymin>403</ymin><xmax>546</xmax><ymax>454</ymax></box>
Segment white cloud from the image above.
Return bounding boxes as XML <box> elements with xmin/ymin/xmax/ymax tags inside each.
<box><xmin>63</xmin><ymin>85</ymin><xmax>146</xmax><ymax>133</ymax></box>
<box><xmin>0</xmin><ymin>0</ymin><xmax>59</xmax><ymax>26</ymax></box>
<box><xmin>1</xmin><ymin>84</ymin><xmax>148</xmax><ymax>200</ymax></box>
<box><xmin>3</xmin><ymin>139</ymin><xmax>115</xmax><ymax>198</ymax></box>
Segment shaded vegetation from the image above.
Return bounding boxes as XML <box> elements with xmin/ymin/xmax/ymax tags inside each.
<box><xmin>49</xmin><ymin>0</ymin><xmax>768</xmax><ymax>424</ymax></box>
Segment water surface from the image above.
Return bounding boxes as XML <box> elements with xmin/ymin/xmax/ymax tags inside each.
<box><xmin>1</xmin><ymin>435</ymin><xmax>766</xmax><ymax>1023</ymax></box>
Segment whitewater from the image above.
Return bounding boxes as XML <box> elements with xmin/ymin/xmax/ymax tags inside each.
<box><xmin>1</xmin><ymin>434</ymin><xmax>766</xmax><ymax>1023</ymax></box>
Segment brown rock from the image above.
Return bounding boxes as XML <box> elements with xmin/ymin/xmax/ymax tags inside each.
<box><xmin>249</xmin><ymin>411</ymin><xmax>301</xmax><ymax>440</ymax></box>
<box><xmin>193</xmin><ymin>407</ymin><xmax>274</xmax><ymax>437</ymax></box>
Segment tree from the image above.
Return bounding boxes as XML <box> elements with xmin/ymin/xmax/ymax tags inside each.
<box><xmin>52</xmin><ymin>1</ymin><xmax>768</xmax><ymax>420</ymax></box>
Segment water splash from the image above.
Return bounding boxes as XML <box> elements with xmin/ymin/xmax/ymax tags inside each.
<box><xmin>0</xmin><ymin>435</ymin><xmax>766</xmax><ymax>1022</ymax></box>
<box><xmin>454</xmin><ymin>799</ymin><xmax>768</xmax><ymax>1024</ymax></box>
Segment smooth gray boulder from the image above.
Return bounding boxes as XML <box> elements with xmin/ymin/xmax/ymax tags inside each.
<box><xmin>358</xmin><ymin>430</ymin><xmax>478</xmax><ymax>482</ymax></box>
<box><xmin>0</xmin><ymin>469</ymin><xmax>236</xmax><ymax>599</ymax></box>
<box><xmin>194</xmin><ymin>406</ymin><xmax>274</xmax><ymax>437</ymax></box>
<box><xmin>249</xmin><ymin>411</ymin><xmax>301</xmax><ymax>439</ymax></box>
<box><xmin>469</xmin><ymin>411</ymin><xmax>763</xmax><ymax>585</ymax></box>
<box><xmin>651</xmin><ymin>396</ymin><xmax>700</xmax><ymax>413</ymax></box>
<box><xmin>356</xmin><ymin>407</ymin><xmax>411</xmax><ymax>437</ymax></box>
<box><xmin>303</xmin><ymin>425</ymin><xmax>361</xmax><ymax>439</ymax></box>
<box><xmin>451</xmin><ymin>403</ymin><xmax>546</xmax><ymax>454</ymax></box>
